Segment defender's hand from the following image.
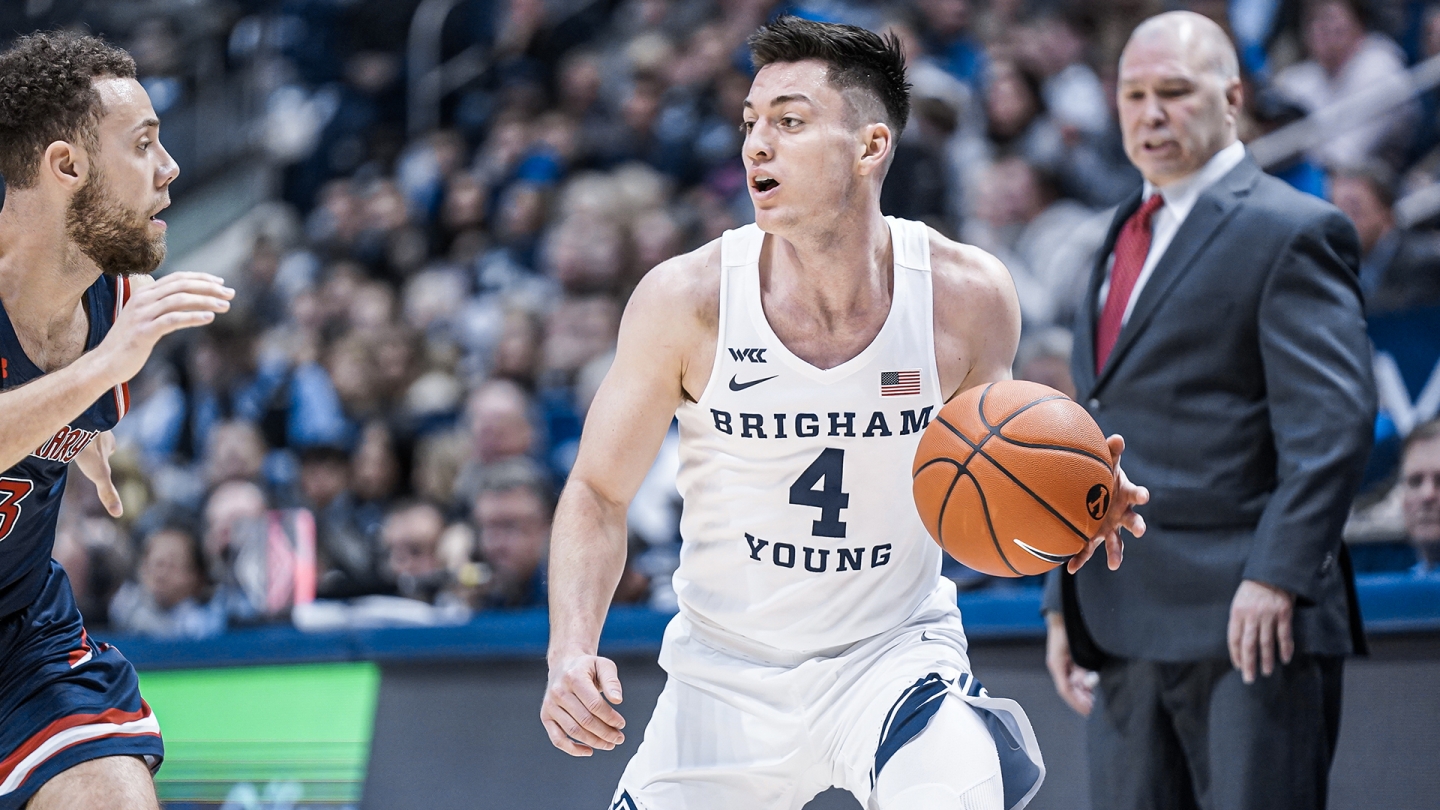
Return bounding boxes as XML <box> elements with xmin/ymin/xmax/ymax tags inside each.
<box><xmin>1045</xmin><ymin>612</ymin><xmax>1095</xmax><ymax>716</ymax></box>
<box><xmin>74</xmin><ymin>431</ymin><xmax>122</xmax><ymax>517</ymax></box>
<box><xmin>1068</xmin><ymin>434</ymin><xmax>1149</xmax><ymax>574</ymax></box>
<box><xmin>95</xmin><ymin>273</ymin><xmax>233</xmax><ymax>387</ymax></box>
<box><xmin>1228</xmin><ymin>579</ymin><xmax>1295</xmax><ymax>683</ymax></box>
<box><xmin>541</xmin><ymin>654</ymin><xmax>626</xmax><ymax>756</ymax></box>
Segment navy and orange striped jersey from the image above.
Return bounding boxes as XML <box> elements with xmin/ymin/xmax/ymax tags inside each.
<box><xmin>0</xmin><ymin>275</ymin><xmax>133</xmax><ymax>618</ymax></box>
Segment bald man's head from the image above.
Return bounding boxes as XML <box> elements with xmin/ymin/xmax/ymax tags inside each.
<box><xmin>1117</xmin><ymin>11</ymin><xmax>1243</xmax><ymax>186</ymax></box>
<box><xmin>1126</xmin><ymin>12</ymin><xmax>1239</xmax><ymax>82</ymax></box>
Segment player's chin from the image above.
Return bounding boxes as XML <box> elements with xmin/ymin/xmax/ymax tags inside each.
<box><xmin>109</xmin><ymin>242</ymin><xmax>167</xmax><ymax>278</ymax></box>
<box><xmin>751</xmin><ymin>204</ymin><xmax>792</xmax><ymax>233</ymax></box>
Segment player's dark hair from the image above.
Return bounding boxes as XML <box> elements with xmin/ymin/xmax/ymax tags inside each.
<box><xmin>748</xmin><ymin>16</ymin><xmax>911</xmax><ymax>135</ymax></box>
<box><xmin>0</xmin><ymin>31</ymin><xmax>136</xmax><ymax>189</ymax></box>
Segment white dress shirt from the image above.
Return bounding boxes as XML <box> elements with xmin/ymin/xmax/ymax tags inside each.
<box><xmin>1099</xmin><ymin>140</ymin><xmax>1248</xmax><ymax>323</ymax></box>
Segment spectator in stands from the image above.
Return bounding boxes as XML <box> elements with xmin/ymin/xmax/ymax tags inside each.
<box><xmin>1246</xmin><ymin>86</ymin><xmax>1329</xmax><ymax>198</ymax></box>
<box><xmin>176</xmin><ymin>318</ymin><xmax>283</xmax><ymax>463</ymax></box>
<box><xmin>202</xmin><ymin>420</ymin><xmax>266</xmax><ymax>489</ymax></box>
<box><xmin>963</xmin><ymin>156</ymin><xmax>1104</xmax><ymax>328</ymax></box>
<box><xmin>1402</xmin><ymin>419</ymin><xmax>1440</xmax><ymax>574</ymax></box>
<box><xmin>1329</xmin><ymin>164</ymin><xmax>1440</xmax><ymax>313</ymax></box>
<box><xmin>110</xmin><ymin>522</ymin><xmax>222</xmax><ymax>640</ymax></box>
<box><xmin>454</xmin><ymin>379</ymin><xmax>538</xmax><ymax>503</ymax></box>
<box><xmin>299</xmin><ymin>444</ymin><xmax>388</xmax><ymax>599</ymax></box>
<box><xmin>380</xmin><ymin>501</ymin><xmax>452</xmax><ymax>603</ymax></box>
<box><xmin>538</xmin><ymin>296</ymin><xmax>620</xmax><ymax>474</ymax></box>
<box><xmin>492</xmin><ymin>307</ymin><xmax>546</xmax><ymax>390</ymax></box>
<box><xmin>1015</xmin><ymin>327</ymin><xmax>1076</xmax><ymax>399</ymax></box>
<box><xmin>51</xmin><ymin>514</ymin><xmax>131</xmax><ymax>630</ymax></box>
<box><xmin>913</xmin><ymin>0</ymin><xmax>986</xmax><ymax>89</ymax></box>
<box><xmin>1273</xmin><ymin>0</ymin><xmax>1417</xmax><ymax>170</ymax></box>
<box><xmin>540</xmin><ymin>296</ymin><xmax>620</xmax><ymax>384</ymax></box>
<box><xmin>545</xmin><ymin>215</ymin><xmax>625</xmax><ymax>296</ymax></box>
<box><xmin>1023</xmin><ymin>12</ymin><xmax>1110</xmax><ymax>141</ymax></box>
<box><xmin>203</xmin><ymin>480</ymin><xmax>268</xmax><ymax>625</ymax></box>
<box><xmin>472</xmin><ymin>459</ymin><xmax>552</xmax><ymax>608</ymax></box>
<box><xmin>976</xmin><ymin>58</ymin><xmax>1063</xmax><ymax>175</ymax></box>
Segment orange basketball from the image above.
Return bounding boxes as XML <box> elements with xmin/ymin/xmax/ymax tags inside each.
<box><xmin>911</xmin><ymin>380</ymin><xmax>1114</xmax><ymax>577</ymax></box>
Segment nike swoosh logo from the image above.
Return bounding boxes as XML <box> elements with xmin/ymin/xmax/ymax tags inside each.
<box><xmin>920</xmin><ymin>630</ymin><xmax>940</xmax><ymax>642</ymax></box>
<box><xmin>1012</xmin><ymin>538</ymin><xmax>1072</xmax><ymax>565</ymax></box>
<box><xmin>729</xmin><ymin>374</ymin><xmax>778</xmax><ymax>391</ymax></box>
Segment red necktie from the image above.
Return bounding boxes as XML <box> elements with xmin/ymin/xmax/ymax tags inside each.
<box><xmin>1095</xmin><ymin>193</ymin><xmax>1164</xmax><ymax>374</ymax></box>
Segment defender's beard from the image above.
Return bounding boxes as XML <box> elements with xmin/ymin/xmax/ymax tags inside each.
<box><xmin>66</xmin><ymin>168</ymin><xmax>166</xmax><ymax>277</ymax></box>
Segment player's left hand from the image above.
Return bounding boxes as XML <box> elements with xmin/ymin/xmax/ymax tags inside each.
<box><xmin>1067</xmin><ymin>434</ymin><xmax>1148</xmax><ymax>574</ymax></box>
<box><xmin>1228</xmin><ymin>579</ymin><xmax>1295</xmax><ymax>683</ymax></box>
<box><xmin>75</xmin><ymin>431</ymin><xmax>123</xmax><ymax>518</ymax></box>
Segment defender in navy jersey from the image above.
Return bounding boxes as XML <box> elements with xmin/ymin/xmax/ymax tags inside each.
<box><xmin>541</xmin><ymin>18</ymin><xmax>1149</xmax><ymax>810</ymax></box>
<box><xmin>0</xmin><ymin>33</ymin><xmax>233</xmax><ymax>809</ymax></box>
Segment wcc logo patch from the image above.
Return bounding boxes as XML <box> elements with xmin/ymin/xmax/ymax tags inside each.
<box><xmin>728</xmin><ymin>347</ymin><xmax>768</xmax><ymax>363</ymax></box>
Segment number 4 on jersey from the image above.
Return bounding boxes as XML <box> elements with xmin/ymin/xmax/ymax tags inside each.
<box><xmin>789</xmin><ymin>448</ymin><xmax>849</xmax><ymax>537</ymax></box>
<box><xmin>0</xmin><ymin>477</ymin><xmax>34</xmax><ymax>544</ymax></box>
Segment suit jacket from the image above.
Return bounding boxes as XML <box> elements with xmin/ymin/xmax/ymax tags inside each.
<box><xmin>1043</xmin><ymin>154</ymin><xmax>1376</xmax><ymax>665</ymax></box>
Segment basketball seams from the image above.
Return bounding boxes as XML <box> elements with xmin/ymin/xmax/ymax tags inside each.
<box><xmin>914</xmin><ymin>454</ymin><xmax>1024</xmax><ymax>577</ymax></box>
<box><xmin>954</xmin><ymin>468</ymin><xmax>1022</xmax><ymax>577</ymax></box>
<box><xmin>981</xmin><ymin>385</ymin><xmax>1110</xmax><ymax>467</ymax></box>
<box><xmin>918</xmin><ymin>382</ymin><xmax>1112</xmax><ymax>576</ymax></box>
<box><xmin>934</xmin><ymin>413</ymin><xmax>1095</xmax><ymax>545</ymax></box>
<box><xmin>979</xmin><ymin>380</ymin><xmax>1071</xmax><ymax>432</ymax></box>
<box><xmin>970</xmin><ymin>442</ymin><xmax>1095</xmax><ymax>543</ymax></box>
<box><xmin>994</xmin><ymin>437</ymin><xmax>1113</xmax><ymax>471</ymax></box>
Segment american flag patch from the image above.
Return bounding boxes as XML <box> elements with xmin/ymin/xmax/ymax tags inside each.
<box><xmin>880</xmin><ymin>370</ymin><xmax>922</xmax><ymax>396</ymax></box>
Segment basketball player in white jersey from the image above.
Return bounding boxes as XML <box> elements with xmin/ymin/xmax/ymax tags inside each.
<box><xmin>541</xmin><ymin>17</ymin><xmax>1147</xmax><ymax>810</ymax></box>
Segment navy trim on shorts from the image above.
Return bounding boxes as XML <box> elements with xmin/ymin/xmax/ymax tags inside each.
<box><xmin>871</xmin><ymin>672</ymin><xmax>953</xmax><ymax>787</ymax></box>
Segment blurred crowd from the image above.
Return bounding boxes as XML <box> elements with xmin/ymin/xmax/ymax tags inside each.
<box><xmin>11</xmin><ymin>0</ymin><xmax>1440</xmax><ymax>639</ymax></box>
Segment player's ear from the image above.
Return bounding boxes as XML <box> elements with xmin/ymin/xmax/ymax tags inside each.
<box><xmin>42</xmin><ymin>140</ymin><xmax>88</xmax><ymax>191</ymax></box>
<box><xmin>1224</xmin><ymin>76</ymin><xmax>1243</xmax><ymax>120</ymax></box>
<box><xmin>857</xmin><ymin>122</ymin><xmax>892</xmax><ymax>177</ymax></box>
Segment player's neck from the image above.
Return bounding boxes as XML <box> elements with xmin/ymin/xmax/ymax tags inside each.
<box><xmin>765</xmin><ymin>208</ymin><xmax>893</xmax><ymax>317</ymax></box>
<box><xmin>0</xmin><ymin>191</ymin><xmax>104</xmax><ymax>342</ymax></box>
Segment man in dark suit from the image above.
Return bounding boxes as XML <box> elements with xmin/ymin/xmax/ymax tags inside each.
<box><xmin>1043</xmin><ymin>11</ymin><xmax>1375</xmax><ymax>810</ymax></box>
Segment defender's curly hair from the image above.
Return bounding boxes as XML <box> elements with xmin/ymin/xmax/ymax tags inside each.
<box><xmin>0</xmin><ymin>31</ymin><xmax>136</xmax><ymax>189</ymax></box>
<box><xmin>748</xmin><ymin>16</ymin><xmax>910</xmax><ymax>135</ymax></box>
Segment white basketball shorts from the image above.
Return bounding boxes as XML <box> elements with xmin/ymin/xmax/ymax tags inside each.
<box><xmin>610</xmin><ymin>581</ymin><xmax>1045</xmax><ymax>810</ymax></box>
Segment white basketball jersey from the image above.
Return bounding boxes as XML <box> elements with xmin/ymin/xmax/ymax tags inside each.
<box><xmin>673</xmin><ymin>217</ymin><xmax>947</xmax><ymax>652</ymax></box>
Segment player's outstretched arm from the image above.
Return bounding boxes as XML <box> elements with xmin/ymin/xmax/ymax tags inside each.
<box><xmin>928</xmin><ymin>231</ymin><xmax>1146</xmax><ymax>574</ymax></box>
<box><xmin>542</xmin><ymin>249</ymin><xmax>715</xmax><ymax>757</ymax></box>
<box><xmin>0</xmin><ymin>272</ymin><xmax>231</xmax><ymax>470</ymax></box>
<box><xmin>74</xmin><ymin>430</ymin><xmax>122</xmax><ymax>517</ymax></box>
<box><xmin>1066</xmin><ymin>434</ymin><xmax>1148</xmax><ymax>573</ymax></box>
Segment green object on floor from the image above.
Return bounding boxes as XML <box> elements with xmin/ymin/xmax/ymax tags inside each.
<box><xmin>138</xmin><ymin>662</ymin><xmax>380</xmax><ymax>806</ymax></box>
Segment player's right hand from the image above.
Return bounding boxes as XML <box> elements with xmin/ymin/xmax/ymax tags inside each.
<box><xmin>541</xmin><ymin>654</ymin><xmax>626</xmax><ymax>756</ymax></box>
<box><xmin>1045</xmin><ymin>611</ymin><xmax>1095</xmax><ymax>716</ymax></box>
<box><xmin>95</xmin><ymin>272</ymin><xmax>233</xmax><ymax>386</ymax></box>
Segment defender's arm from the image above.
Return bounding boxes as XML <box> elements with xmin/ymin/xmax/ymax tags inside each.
<box><xmin>0</xmin><ymin>273</ymin><xmax>230</xmax><ymax>471</ymax></box>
